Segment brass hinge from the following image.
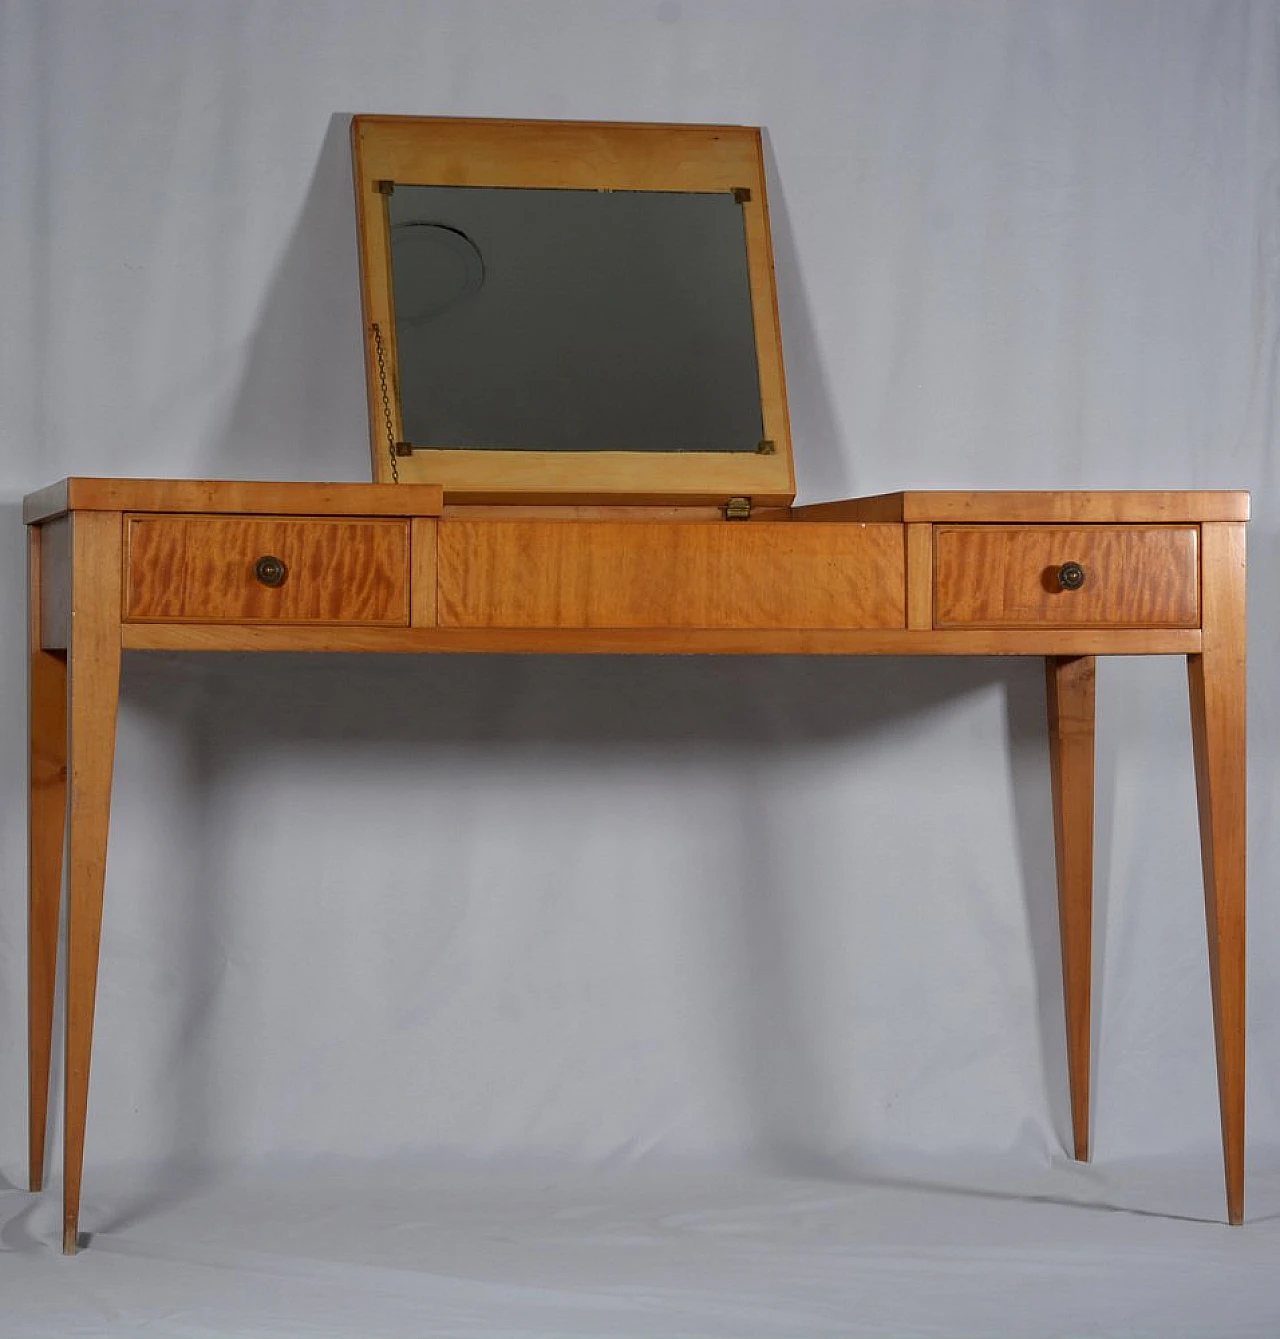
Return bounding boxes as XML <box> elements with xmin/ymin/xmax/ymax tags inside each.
<box><xmin>724</xmin><ymin>496</ymin><xmax>752</xmax><ymax>521</ymax></box>
<box><xmin>374</xmin><ymin>179</ymin><xmax>395</xmax><ymax>195</ymax></box>
<box><xmin>393</xmin><ymin>441</ymin><xmax>414</xmax><ymax>457</ymax></box>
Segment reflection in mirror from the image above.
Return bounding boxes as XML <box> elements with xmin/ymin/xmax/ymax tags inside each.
<box><xmin>387</xmin><ymin>185</ymin><xmax>765</xmax><ymax>453</ymax></box>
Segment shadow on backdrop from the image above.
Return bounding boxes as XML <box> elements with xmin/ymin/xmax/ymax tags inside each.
<box><xmin>104</xmin><ymin>650</ymin><xmax>1098</xmax><ymax>1213</ymax></box>
<box><xmin>212</xmin><ymin>113</ymin><xmax>369</xmax><ymax>483</ymax></box>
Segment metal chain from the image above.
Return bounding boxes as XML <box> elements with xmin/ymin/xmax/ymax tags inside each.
<box><xmin>370</xmin><ymin>322</ymin><xmax>400</xmax><ymax>484</ymax></box>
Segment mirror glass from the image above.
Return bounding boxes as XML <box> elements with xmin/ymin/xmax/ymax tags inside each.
<box><xmin>387</xmin><ymin>185</ymin><xmax>765</xmax><ymax>453</ymax></box>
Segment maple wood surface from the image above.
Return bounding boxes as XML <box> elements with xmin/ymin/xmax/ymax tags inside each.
<box><xmin>391</xmin><ymin>454</ymin><xmax>797</xmax><ymax>508</ymax></box>
<box><xmin>934</xmin><ymin>526</ymin><xmax>1200</xmax><ymax>628</ymax></box>
<box><xmin>27</xmin><ymin>527</ymin><xmax>67</xmax><ymax>1196</ymax></box>
<box><xmin>120</xmin><ymin>623</ymin><xmax>1203</xmax><ymax>657</ymax></box>
<box><xmin>410</xmin><ymin>518</ymin><xmax>439</xmax><ymax>628</ymax></box>
<box><xmin>36</xmin><ymin>515</ymin><xmax>72</xmax><ymax>651</ymax></box>
<box><xmin>352</xmin><ymin>115</ymin><xmax>767</xmax><ymax>190</ymax></box>
<box><xmin>24</xmin><ymin>483</ymin><xmax>1251</xmax><ymax>1246</ymax></box>
<box><xmin>437</xmin><ymin>520</ymin><xmax>905</xmax><ymax>630</ymax></box>
<box><xmin>23</xmin><ymin>478</ymin><xmax>445</xmax><ymax>525</ymax></box>
<box><xmin>62</xmin><ymin>511</ymin><xmax>123</xmax><ymax>1254</ymax></box>
<box><xmin>791</xmin><ymin>491</ymin><xmax>1250</xmax><ymax>524</ymax></box>
<box><xmin>443</xmin><ymin>504</ymin><xmax>733</xmax><ymax>521</ymax></box>
<box><xmin>1188</xmin><ymin>522</ymin><xmax>1247</xmax><ymax>1226</ymax></box>
<box><xmin>905</xmin><ymin>523</ymin><xmax>933</xmax><ymax>631</ymax></box>
<box><xmin>1046</xmin><ymin>655</ymin><xmax>1097</xmax><ymax>1163</ymax></box>
<box><xmin>25</xmin><ymin>481</ymin><xmax>1250</xmax><ymax>523</ymax></box>
<box><xmin>125</xmin><ymin>516</ymin><xmax>411</xmax><ymax>625</ymax></box>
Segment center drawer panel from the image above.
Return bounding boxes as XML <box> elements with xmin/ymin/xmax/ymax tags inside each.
<box><xmin>125</xmin><ymin>515</ymin><xmax>410</xmax><ymax>624</ymax></box>
<box><xmin>437</xmin><ymin>520</ymin><xmax>906</xmax><ymax>629</ymax></box>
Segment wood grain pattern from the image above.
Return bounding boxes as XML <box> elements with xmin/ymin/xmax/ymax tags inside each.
<box><xmin>1046</xmin><ymin>656</ymin><xmax>1096</xmax><ymax>1163</ymax></box>
<box><xmin>120</xmin><ymin>623</ymin><xmax>1203</xmax><ymax>656</ymax></box>
<box><xmin>37</xmin><ymin>515</ymin><xmax>71</xmax><ymax>650</ymax></box>
<box><xmin>28</xmin><ymin>526</ymin><xmax>67</xmax><ymax>1195</ymax></box>
<box><xmin>906</xmin><ymin>523</ymin><xmax>933</xmax><ymax>630</ymax></box>
<box><xmin>1188</xmin><ymin>522</ymin><xmax>1247</xmax><ymax>1225</ymax></box>
<box><xmin>124</xmin><ymin>517</ymin><xmax>410</xmax><ymax>624</ymax></box>
<box><xmin>24</xmin><ymin>479</ymin><xmax>1250</xmax><ymax>1240</ymax></box>
<box><xmin>912</xmin><ymin>491</ymin><xmax>1248</xmax><ymax>523</ymax></box>
<box><xmin>934</xmin><ymin>526</ymin><xmax>1199</xmax><ymax>628</ymax></box>
<box><xmin>444</xmin><ymin>504</ymin><xmax>733</xmax><ymax>521</ymax></box>
<box><xmin>63</xmin><ymin>510</ymin><xmax>122</xmax><ymax>1253</ymax></box>
<box><xmin>352</xmin><ymin>116</ymin><xmax>767</xmax><ymax>191</ymax></box>
<box><xmin>791</xmin><ymin>492</ymin><xmax>1250</xmax><ymax>524</ymax></box>
<box><xmin>406</xmin><ymin>452</ymin><xmax>797</xmax><ymax>508</ymax></box>
<box><xmin>740</xmin><ymin>147</ymin><xmax>794</xmax><ymax>506</ymax></box>
<box><xmin>410</xmin><ymin>518</ymin><xmax>438</xmax><ymax>627</ymax></box>
<box><xmin>351</xmin><ymin>116</ymin><xmax>794</xmax><ymax>503</ymax></box>
<box><xmin>23</xmin><ymin>479</ymin><xmax>443</xmax><ymax>525</ymax></box>
<box><xmin>437</xmin><ymin>521</ymin><xmax>904</xmax><ymax>629</ymax></box>
<box><xmin>26</xmin><ymin>482</ymin><xmax>1248</xmax><ymax>524</ymax></box>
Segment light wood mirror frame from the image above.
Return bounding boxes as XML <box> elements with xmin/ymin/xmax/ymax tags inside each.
<box><xmin>351</xmin><ymin>115</ymin><xmax>795</xmax><ymax>505</ymax></box>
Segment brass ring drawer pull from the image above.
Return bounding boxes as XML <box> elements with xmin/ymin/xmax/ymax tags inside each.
<box><xmin>1057</xmin><ymin>561</ymin><xmax>1086</xmax><ymax>591</ymax></box>
<box><xmin>254</xmin><ymin>555</ymin><xmax>288</xmax><ymax>588</ymax></box>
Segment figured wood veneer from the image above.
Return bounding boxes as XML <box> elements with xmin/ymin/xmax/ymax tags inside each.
<box><xmin>437</xmin><ymin>520</ymin><xmax>905</xmax><ymax>629</ymax></box>
<box><xmin>125</xmin><ymin>516</ymin><xmax>410</xmax><ymax>625</ymax></box>
<box><xmin>410</xmin><ymin>518</ymin><xmax>438</xmax><ymax>627</ymax></box>
<box><xmin>792</xmin><ymin>491</ymin><xmax>1250</xmax><ymax>524</ymax></box>
<box><xmin>23</xmin><ymin>479</ymin><xmax>1250</xmax><ymax>1246</ymax></box>
<box><xmin>24</xmin><ymin>478</ymin><xmax>443</xmax><ymax>525</ymax></box>
<box><xmin>934</xmin><ymin>526</ymin><xmax>1199</xmax><ymax>628</ymax></box>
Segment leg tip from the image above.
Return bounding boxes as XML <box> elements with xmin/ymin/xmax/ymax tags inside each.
<box><xmin>62</xmin><ymin>1224</ymin><xmax>79</xmax><ymax>1255</ymax></box>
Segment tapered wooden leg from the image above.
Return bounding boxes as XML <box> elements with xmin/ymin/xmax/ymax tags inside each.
<box><xmin>1046</xmin><ymin>655</ymin><xmax>1095</xmax><ymax>1163</ymax></box>
<box><xmin>1188</xmin><ymin>522</ymin><xmax>1247</xmax><ymax>1225</ymax></box>
<box><xmin>28</xmin><ymin>527</ymin><xmax>68</xmax><ymax>1194</ymax></box>
<box><xmin>62</xmin><ymin>511</ymin><xmax>123</xmax><ymax>1254</ymax></box>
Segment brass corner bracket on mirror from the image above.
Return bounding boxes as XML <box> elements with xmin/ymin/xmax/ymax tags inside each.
<box><xmin>351</xmin><ymin>115</ymin><xmax>795</xmax><ymax>505</ymax></box>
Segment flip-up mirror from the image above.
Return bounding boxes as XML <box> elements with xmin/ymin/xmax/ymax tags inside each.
<box><xmin>351</xmin><ymin>117</ymin><xmax>794</xmax><ymax>505</ymax></box>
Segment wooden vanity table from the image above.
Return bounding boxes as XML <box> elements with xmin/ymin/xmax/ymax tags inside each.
<box><xmin>24</xmin><ymin>117</ymin><xmax>1249</xmax><ymax>1252</ymax></box>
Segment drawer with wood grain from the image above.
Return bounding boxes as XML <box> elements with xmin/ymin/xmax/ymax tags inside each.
<box><xmin>933</xmin><ymin>525</ymin><xmax>1199</xmax><ymax>628</ymax></box>
<box><xmin>124</xmin><ymin>515</ymin><xmax>410</xmax><ymax>624</ymax></box>
<box><xmin>438</xmin><ymin>520</ymin><xmax>906</xmax><ymax>629</ymax></box>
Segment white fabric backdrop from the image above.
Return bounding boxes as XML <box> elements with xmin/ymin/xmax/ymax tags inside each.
<box><xmin>1</xmin><ymin>0</ymin><xmax>1278</xmax><ymax>1271</ymax></box>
